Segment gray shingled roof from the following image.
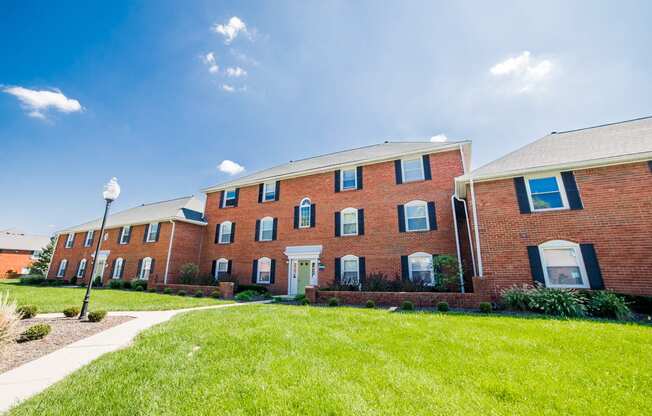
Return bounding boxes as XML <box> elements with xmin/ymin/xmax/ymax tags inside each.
<box><xmin>203</xmin><ymin>140</ymin><xmax>471</xmax><ymax>192</ymax></box>
<box><xmin>0</xmin><ymin>232</ymin><xmax>50</xmax><ymax>251</ymax></box>
<box><xmin>58</xmin><ymin>196</ymin><xmax>206</xmax><ymax>234</ymax></box>
<box><xmin>464</xmin><ymin>116</ymin><xmax>652</xmax><ymax>181</ymax></box>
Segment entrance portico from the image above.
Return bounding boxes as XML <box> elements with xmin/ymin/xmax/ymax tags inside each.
<box><xmin>284</xmin><ymin>245</ymin><xmax>322</xmax><ymax>296</ymax></box>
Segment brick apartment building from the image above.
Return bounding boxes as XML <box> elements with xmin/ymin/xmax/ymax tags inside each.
<box><xmin>456</xmin><ymin>116</ymin><xmax>652</xmax><ymax>296</ymax></box>
<box><xmin>48</xmin><ymin>197</ymin><xmax>206</xmax><ymax>284</ymax></box>
<box><xmin>0</xmin><ymin>230</ymin><xmax>50</xmax><ymax>278</ymax></box>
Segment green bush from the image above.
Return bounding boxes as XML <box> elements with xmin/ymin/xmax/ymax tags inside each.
<box><xmin>122</xmin><ymin>280</ymin><xmax>132</xmax><ymax>290</ymax></box>
<box><xmin>528</xmin><ymin>287</ymin><xmax>585</xmax><ymax>318</ymax></box>
<box><xmin>17</xmin><ymin>305</ymin><xmax>38</xmax><ymax>319</ymax></box>
<box><xmin>587</xmin><ymin>291</ymin><xmax>632</xmax><ymax>320</ymax></box>
<box><xmin>18</xmin><ymin>323</ymin><xmax>51</xmax><ymax>342</ymax></box>
<box><xmin>235</xmin><ymin>290</ymin><xmax>258</xmax><ymax>302</ymax></box>
<box><xmin>328</xmin><ymin>297</ymin><xmax>340</xmax><ymax>307</ymax></box>
<box><xmin>163</xmin><ymin>287</ymin><xmax>172</xmax><ymax>295</ymax></box>
<box><xmin>236</xmin><ymin>284</ymin><xmax>269</xmax><ymax>294</ymax></box>
<box><xmin>479</xmin><ymin>302</ymin><xmax>492</xmax><ymax>314</ymax></box>
<box><xmin>19</xmin><ymin>276</ymin><xmax>46</xmax><ymax>285</ymax></box>
<box><xmin>365</xmin><ymin>299</ymin><xmax>375</xmax><ymax>308</ymax></box>
<box><xmin>194</xmin><ymin>290</ymin><xmax>204</xmax><ymax>298</ymax></box>
<box><xmin>93</xmin><ymin>276</ymin><xmax>102</xmax><ymax>287</ymax></box>
<box><xmin>501</xmin><ymin>285</ymin><xmax>531</xmax><ymax>311</ymax></box>
<box><xmin>210</xmin><ymin>290</ymin><xmax>221</xmax><ymax>299</ymax></box>
<box><xmin>134</xmin><ymin>285</ymin><xmax>144</xmax><ymax>292</ymax></box>
<box><xmin>69</xmin><ymin>276</ymin><xmax>77</xmax><ymax>285</ymax></box>
<box><xmin>177</xmin><ymin>290</ymin><xmax>187</xmax><ymax>297</ymax></box>
<box><xmin>147</xmin><ymin>287</ymin><xmax>156</xmax><ymax>293</ymax></box>
<box><xmin>179</xmin><ymin>263</ymin><xmax>199</xmax><ymax>284</ymax></box>
<box><xmin>108</xmin><ymin>280</ymin><xmax>124</xmax><ymax>289</ymax></box>
<box><xmin>294</xmin><ymin>294</ymin><xmax>306</xmax><ymax>302</ymax></box>
<box><xmin>63</xmin><ymin>306</ymin><xmax>80</xmax><ymax>318</ymax></box>
<box><xmin>400</xmin><ymin>300</ymin><xmax>414</xmax><ymax>311</ymax></box>
<box><xmin>87</xmin><ymin>310</ymin><xmax>107</xmax><ymax>322</ymax></box>
<box><xmin>299</xmin><ymin>298</ymin><xmax>310</xmax><ymax>306</ymax></box>
<box><xmin>620</xmin><ymin>294</ymin><xmax>652</xmax><ymax>314</ymax></box>
<box><xmin>437</xmin><ymin>301</ymin><xmax>449</xmax><ymax>312</ymax></box>
<box><xmin>131</xmin><ymin>279</ymin><xmax>148</xmax><ymax>291</ymax></box>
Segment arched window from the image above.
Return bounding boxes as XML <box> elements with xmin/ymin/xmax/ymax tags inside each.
<box><xmin>341</xmin><ymin>208</ymin><xmax>358</xmax><ymax>236</ymax></box>
<box><xmin>77</xmin><ymin>258</ymin><xmax>88</xmax><ymax>278</ymax></box>
<box><xmin>257</xmin><ymin>257</ymin><xmax>272</xmax><ymax>283</ymax></box>
<box><xmin>538</xmin><ymin>240</ymin><xmax>588</xmax><ymax>288</ymax></box>
<box><xmin>112</xmin><ymin>257</ymin><xmax>124</xmax><ymax>279</ymax></box>
<box><xmin>341</xmin><ymin>255</ymin><xmax>359</xmax><ymax>285</ymax></box>
<box><xmin>404</xmin><ymin>200</ymin><xmax>429</xmax><ymax>232</ymax></box>
<box><xmin>215</xmin><ymin>258</ymin><xmax>230</xmax><ymax>280</ymax></box>
<box><xmin>219</xmin><ymin>221</ymin><xmax>233</xmax><ymax>244</ymax></box>
<box><xmin>408</xmin><ymin>252</ymin><xmax>434</xmax><ymax>284</ymax></box>
<box><xmin>57</xmin><ymin>259</ymin><xmax>68</xmax><ymax>277</ymax></box>
<box><xmin>299</xmin><ymin>198</ymin><xmax>312</xmax><ymax>228</ymax></box>
<box><xmin>259</xmin><ymin>217</ymin><xmax>274</xmax><ymax>241</ymax></box>
<box><xmin>140</xmin><ymin>257</ymin><xmax>153</xmax><ymax>280</ymax></box>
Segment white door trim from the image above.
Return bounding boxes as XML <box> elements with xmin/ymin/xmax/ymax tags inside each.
<box><xmin>285</xmin><ymin>245</ymin><xmax>322</xmax><ymax>295</ymax></box>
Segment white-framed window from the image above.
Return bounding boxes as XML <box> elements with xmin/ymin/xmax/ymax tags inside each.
<box><xmin>77</xmin><ymin>258</ymin><xmax>87</xmax><ymax>278</ymax></box>
<box><xmin>218</xmin><ymin>221</ymin><xmax>232</xmax><ymax>244</ymax></box>
<box><xmin>146</xmin><ymin>223</ymin><xmax>159</xmax><ymax>242</ymax></box>
<box><xmin>401</xmin><ymin>157</ymin><xmax>424</xmax><ymax>182</ymax></box>
<box><xmin>408</xmin><ymin>252</ymin><xmax>434</xmax><ymax>284</ymax></box>
<box><xmin>257</xmin><ymin>257</ymin><xmax>272</xmax><ymax>284</ymax></box>
<box><xmin>263</xmin><ymin>182</ymin><xmax>276</xmax><ymax>202</ymax></box>
<box><xmin>119</xmin><ymin>226</ymin><xmax>131</xmax><ymax>244</ymax></box>
<box><xmin>299</xmin><ymin>198</ymin><xmax>311</xmax><ymax>228</ymax></box>
<box><xmin>84</xmin><ymin>230</ymin><xmax>94</xmax><ymax>247</ymax></box>
<box><xmin>341</xmin><ymin>208</ymin><xmax>358</xmax><ymax>236</ymax></box>
<box><xmin>215</xmin><ymin>258</ymin><xmax>229</xmax><ymax>280</ymax></box>
<box><xmin>259</xmin><ymin>217</ymin><xmax>274</xmax><ymax>241</ymax></box>
<box><xmin>140</xmin><ymin>257</ymin><xmax>153</xmax><ymax>280</ymax></box>
<box><xmin>65</xmin><ymin>233</ymin><xmax>74</xmax><ymax>248</ymax></box>
<box><xmin>223</xmin><ymin>188</ymin><xmax>237</xmax><ymax>207</ymax></box>
<box><xmin>57</xmin><ymin>259</ymin><xmax>68</xmax><ymax>277</ymax></box>
<box><xmin>341</xmin><ymin>255</ymin><xmax>359</xmax><ymax>285</ymax></box>
<box><xmin>341</xmin><ymin>167</ymin><xmax>357</xmax><ymax>191</ymax></box>
<box><xmin>405</xmin><ymin>200</ymin><xmax>429</xmax><ymax>232</ymax></box>
<box><xmin>539</xmin><ymin>240</ymin><xmax>589</xmax><ymax>288</ymax></box>
<box><xmin>525</xmin><ymin>173</ymin><xmax>568</xmax><ymax>212</ymax></box>
<box><xmin>112</xmin><ymin>258</ymin><xmax>124</xmax><ymax>279</ymax></box>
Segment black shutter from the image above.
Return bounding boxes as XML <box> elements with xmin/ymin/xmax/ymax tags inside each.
<box><xmin>233</xmin><ymin>188</ymin><xmax>239</xmax><ymax>207</ymax></box>
<box><xmin>227</xmin><ymin>260</ymin><xmax>232</xmax><ymax>275</ymax></box>
<box><xmin>427</xmin><ymin>202</ymin><xmax>437</xmax><ymax>230</ymax></box>
<box><xmin>251</xmin><ymin>260</ymin><xmax>258</xmax><ymax>283</ymax></box>
<box><xmin>110</xmin><ymin>258</ymin><xmax>117</xmax><ymax>279</ymax></box>
<box><xmin>334</xmin><ymin>257</ymin><xmax>341</xmax><ymax>283</ymax></box>
<box><xmin>358</xmin><ymin>257</ymin><xmax>366</xmax><ymax>286</ymax></box>
<box><xmin>150</xmin><ymin>259</ymin><xmax>155</xmax><ymax>275</ymax></box>
<box><xmin>143</xmin><ymin>225</ymin><xmax>148</xmax><ymax>243</ymax></box>
<box><xmin>258</xmin><ymin>184</ymin><xmax>264</xmax><ymax>203</ymax></box>
<box><xmin>394</xmin><ymin>160</ymin><xmax>403</xmax><ymax>184</ymax></box>
<box><xmin>397</xmin><ymin>205</ymin><xmax>406</xmax><ymax>232</ymax></box>
<box><xmin>270</xmin><ymin>259</ymin><xmax>276</xmax><ymax>283</ymax></box>
<box><xmin>293</xmin><ymin>206</ymin><xmax>299</xmax><ymax>229</ymax></box>
<box><xmin>527</xmin><ymin>246</ymin><xmax>545</xmax><ymax>285</ymax></box>
<box><xmin>334</xmin><ymin>170</ymin><xmax>341</xmax><ymax>192</ymax></box>
<box><xmin>211</xmin><ymin>260</ymin><xmax>217</xmax><ymax>279</ymax></box>
<box><xmin>334</xmin><ymin>212</ymin><xmax>341</xmax><ymax>237</ymax></box>
<box><xmin>254</xmin><ymin>220</ymin><xmax>260</xmax><ymax>241</ymax></box>
<box><xmin>310</xmin><ymin>204</ymin><xmax>316</xmax><ymax>228</ymax></box>
<box><xmin>514</xmin><ymin>177</ymin><xmax>531</xmax><ymax>214</ymax></box>
<box><xmin>357</xmin><ymin>209</ymin><xmax>365</xmax><ymax>235</ymax></box>
<box><xmin>77</xmin><ymin>260</ymin><xmax>83</xmax><ymax>277</ymax></box>
<box><xmin>580</xmin><ymin>244</ymin><xmax>604</xmax><ymax>289</ymax></box>
<box><xmin>219</xmin><ymin>190</ymin><xmax>225</xmax><ymax>209</ymax></box>
<box><xmin>275</xmin><ymin>181</ymin><xmax>280</xmax><ymax>201</ymax></box>
<box><xmin>126</xmin><ymin>227</ymin><xmax>131</xmax><ymax>243</ymax></box>
<box><xmin>120</xmin><ymin>260</ymin><xmax>125</xmax><ymax>278</ymax></box>
<box><xmin>400</xmin><ymin>256</ymin><xmax>409</xmax><ymax>281</ymax></box>
<box><xmin>272</xmin><ymin>218</ymin><xmax>278</xmax><ymax>240</ymax></box>
<box><xmin>356</xmin><ymin>166</ymin><xmax>363</xmax><ymax>190</ymax></box>
<box><xmin>155</xmin><ymin>223</ymin><xmax>161</xmax><ymax>241</ymax></box>
<box><xmin>71</xmin><ymin>234</ymin><xmax>75</xmax><ymax>247</ymax></box>
<box><xmin>137</xmin><ymin>259</ymin><xmax>143</xmax><ymax>278</ymax></box>
<box><xmin>648</xmin><ymin>160</ymin><xmax>652</xmax><ymax>172</ymax></box>
<box><xmin>230</xmin><ymin>223</ymin><xmax>236</xmax><ymax>243</ymax></box>
<box><xmin>214</xmin><ymin>224</ymin><xmax>220</xmax><ymax>244</ymax></box>
<box><xmin>62</xmin><ymin>260</ymin><xmax>68</xmax><ymax>276</ymax></box>
<box><xmin>117</xmin><ymin>228</ymin><xmax>122</xmax><ymax>244</ymax></box>
<box><xmin>422</xmin><ymin>155</ymin><xmax>432</xmax><ymax>180</ymax></box>
<box><xmin>561</xmin><ymin>171</ymin><xmax>583</xmax><ymax>210</ymax></box>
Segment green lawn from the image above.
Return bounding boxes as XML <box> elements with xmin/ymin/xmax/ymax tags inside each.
<box><xmin>0</xmin><ymin>279</ymin><xmax>230</xmax><ymax>312</ymax></box>
<box><xmin>9</xmin><ymin>305</ymin><xmax>652</xmax><ymax>415</ymax></box>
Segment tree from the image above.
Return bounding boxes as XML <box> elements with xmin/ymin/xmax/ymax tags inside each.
<box><xmin>30</xmin><ymin>237</ymin><xmax>55</xmax><ymax>276</ymax></box>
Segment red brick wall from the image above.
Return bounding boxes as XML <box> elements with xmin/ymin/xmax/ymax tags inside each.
<box><xmin>200</xmin><ymin>149</ymin><xmax>465</xmax><ymax>295</ymax></box>
<box><xmin>167</xmin><ymin>221</ymin><xmax>205</xmax><ymax>284</ymax></box>
<box><xmin>0</xmin><ymin>250</ymin><xmax>35</xmax><ymax>278</ymax></box>
<box><xmin>468</xmin><ymin>162</ymin><xmax>652</xmax><ymax>296</ymax></box>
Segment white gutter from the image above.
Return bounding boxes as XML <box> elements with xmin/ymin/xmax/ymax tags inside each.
<box><xmin>163</xmin><ymin>220</ymin><xmax>176</xmax><ymax>284</ymax></box>
<box><xmin>469</xmin><ymin>177</ymin><xmax>483</xmax><ymax>277</ymax></box>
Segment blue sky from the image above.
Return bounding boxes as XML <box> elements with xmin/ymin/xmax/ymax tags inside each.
<box><xmin>2</xmin><ymin>0</ymin><xmax>651</xmax><ymax>235</ymax></box>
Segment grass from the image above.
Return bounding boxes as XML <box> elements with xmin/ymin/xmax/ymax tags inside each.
<box><xmin>0</xmin><ymin>279</ymin><xmax>230</xmax><ymax>312</ymax></box>
<box><xmin>10</xmin><ymin>305</ymin><xmax>652</xmax><ymax>415</ymax></box>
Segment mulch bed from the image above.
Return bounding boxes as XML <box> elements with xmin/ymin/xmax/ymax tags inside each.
<box><xmin>0</xmin><ymin>315</ymin><xmax>134</xmax><ymax>374</ymax></box>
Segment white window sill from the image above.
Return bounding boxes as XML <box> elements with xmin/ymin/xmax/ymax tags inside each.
<box><xmin>531</xmin><ymin>206</ymin><xmax>569</xmax><ymax>213</ymax></box>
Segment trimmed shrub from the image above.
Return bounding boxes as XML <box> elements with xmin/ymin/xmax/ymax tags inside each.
<box><xmin>87</xmin><ymin>310</ymin><xmax>107</xmax><ymax>322</ymax></box>
<box><xmin>365</xmin><ymin>299</ymin><xmax>376</xmax><ymax>308</ymax></box>
<box><xmin>63</xmin><ymin>306</ymin><xmax>80</xmax><ymax>318</ymax></box>
<box><xmin>147</xmin><ymin>287</ymin><xmax>156</xmax><ymax>293</ymax></box>
<box><xmin>328</xmin><ymin>297</ymin><xmax>340</xmax><ymax>307</ymax></box>
<box><xmin>131</xmin><ymin>279</ymin><xmax>147</xmax><ymax>291</ymax></box>
<box><xmin>400</xmin><ymin>300</ymin><xmax>414</xmax><ymax>311</ymax></box>
<box><xmin>108</xmin><ymin>279</ymin><xmax>122</xmax><ymax>289</ymax></box>
<box><xmin>1</xmin><ymin>292</ymin><xmax>21</xmax><ymax>349</ymax></box>
<box><xmin>163</xmin><ymin>287</ymin><xmax>172</xmax><ymax>295</ymax></box>
<box><xmin>294</xmin><ymin>294</ymin><xmax>306</xmax><ymax>302</ymax></box>
<box><xmin>177</xmin><ymin>290</ymin><xmax>187</xmax><ymax>297</ymax></box>
<box><xmin>179</xmin><ymin>263</ymin><xmax>199</xmax><ymax>284</ymax></box>
<box><xmin>18</xmin><ymin>323</ymin><xmax>51</xmax><ymax>342</ymax></box>
<box><xmin>437</xmin><ymin>302</ymin><xmax>449</xmax><ymax>312</ymax></box>
<box><xmin>69</xmin><ymin>276</ymin><xmax>77</xmax><ymax>285</ymax></box>
<box><xmin>17</xmin><ymin>305</ymin><xmax>38</xmax><ymax>319</ymax></box>
<box><xmin>194</xmin><ymin>290</ymin><xmax>204</xmax><ymax>298</ymax></box>
<box><xmin>93</xmin><ymin>276</ymin><xmax>102</xmax><ymax>287</ymax></box>
<box><xmin>19</xmin><ymin>276</ymin><xmax>46</xmax><ymax>285</ymax></box>
<box><xmin>501</xmin><ymin>285</ymin><xmax>532</xmax><ymax>311</ymax></box>
<box><xmin>210</xmin><ymin>290</ymin><xmax>221</xmax><ymax>299</ymax></box>
<box><xmin>528</xmin><ymin>287</ymin><xmax>585</xmax><ymax>317</ymax></box>
<box><xmin>236</xmin><ymin>284</ymin><xmax>269</xmax><ymax>295</ymax></box>
<box><xmin>479</xmin><ymin>302</ymin><xmax>492</xmax><ymax>314</ymax></box>
<box><xmin>134</xmin><ymin>285</ymin><xmax>144</xmax><ymax>292</ymax></box>
<box><xmin>299</xmin><ymin>298</ymin><xmax>310</xmax><ymax>306</ymax></box>
<box><xmin>122</xmin><ymin>280</ymin><xmax>132</xmax><ymax>290</ymax></box>
<box><xmin>587</xmin><ymin>291</ymin><xmax>632</xmax><ymax>320</ymax></box>
<box><xmin>620</xmin><ymin>294</ymin><xmax>652</xmax><ymax>315</ymax></box>
<box><xmin>235</xmin><ymin>290</ymin><xmax>258</xmax><ymax>302</ymax></box>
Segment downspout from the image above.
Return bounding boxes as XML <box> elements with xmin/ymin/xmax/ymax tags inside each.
<box><xmin>163</xmin><ymin>220</ymin><xmax>176</xmax><ymax>284</ymax></box>
<box><xmin>452</xmin><ymin>195</ymin><xmax>477</xmax><ymax>276</ymax></box>
<box><xmin>469</xmin><ymin>177</ymin><xmax>484</xmax><ymax>277</ymax></box>
<box><xmin>450</xmin><ymin>195</ymin><xmax>466</xmax><ymax>293</ymax></box>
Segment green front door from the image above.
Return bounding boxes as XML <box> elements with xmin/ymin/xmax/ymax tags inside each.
<box><xmin>297</xmin><ymin>260</ymin><xmax>311</xmax><ymax>295</ymax></box>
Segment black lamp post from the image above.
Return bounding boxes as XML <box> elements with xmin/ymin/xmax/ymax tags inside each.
<box><xmin>80</xmin><ymin>177</ymin><xmax>120</xmax><ymax>320</ymax></box>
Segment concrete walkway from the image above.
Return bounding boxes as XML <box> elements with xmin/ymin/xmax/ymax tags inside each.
<box><xmin>0</xmin><ymin>301</ymin><xmax>269</xmax><ymax>413</ymax></box>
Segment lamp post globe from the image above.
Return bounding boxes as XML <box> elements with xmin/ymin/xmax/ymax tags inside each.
<box><xmin>80</xmin><ymin>177</ymin><xmax>120</xmax><ymax>319</ymax></box>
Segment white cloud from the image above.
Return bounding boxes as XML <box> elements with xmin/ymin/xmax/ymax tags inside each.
<box><xmin>225</xmin><ymin>67</ymin><xmax>247</xmax><ymax>77</ymax></box>
<box><xmin>218</xmin><ymin>159</ymin><xmax>245</xmax><ymax>175</ymax></box>
<box><xmin>221</xmin><ymin>84</ymin><xmax>235</xmax><ymax>92</ymax></box>
<box><xmin>213</xmin><ymin>16</ymin><xmax>248</xmax><ymax>44</ymax></box>
<box><xmin>2</xmin><ymin>86</ymin><xmax>82</xmax><ymax>119</ymax></box>
<box><xmin>430</xmin><ymin>134</ymin><xmax>448</xmax><ymax>143</ymax></box>
<box><xmin>490</xmin><ymin>51</ymin><xmax>553</xmax><ymax>94</ymax></box>
<box><xmin>203</xmin><ymin>52</ymin><xmax>219</xmax><ymax>74</ymax></box>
